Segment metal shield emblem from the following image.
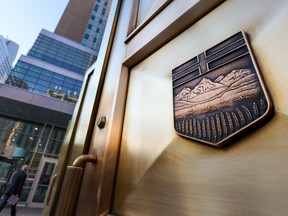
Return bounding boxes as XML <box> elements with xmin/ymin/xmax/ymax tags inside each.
<box><xmin>172</xmin><ymin>31</ymin><xmax>272</xmax><ymax>147</ymax></box>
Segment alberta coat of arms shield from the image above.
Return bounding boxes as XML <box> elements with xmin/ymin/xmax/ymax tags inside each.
<box><xmin>172</xmin><ymin>31</ymin><xmax>272</xmax><ymax>147</ymax></box>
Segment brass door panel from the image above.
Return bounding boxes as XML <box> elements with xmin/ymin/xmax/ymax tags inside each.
<box><xmin>112</xmin><ymin>1</ymin><xmax>288</xmax><ymax>215</ymax></box>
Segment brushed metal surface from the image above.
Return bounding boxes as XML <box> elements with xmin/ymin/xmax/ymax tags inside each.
<box><xmin>115</xmin><ymin>112</ymin><xmax>288</xmax><ymax>216</ymax></box>
<box><xmin>74</xmin><ymin>1</ymin><xmax>129</xmax><ymax>215</ymax></box>
<box><xmin>112</xmin><ymin>0</ymin><xmax>288</xmax><ymax>215</ymax></box>
<box><xmin>124</xmin><ymin>0</ymin><xmax>225</xmax><ymax>67</ymax></box>
<box><xmin>55</xmin><ymin>166</ymin><xmax>83</xmax><ymax>216</ymax></box>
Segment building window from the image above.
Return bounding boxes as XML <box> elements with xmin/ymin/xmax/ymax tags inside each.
<box><xmin>84</xmin><ymin>34</ymin><xmax>89</xmax><ymax>39</ymax></box>
<box><xmin>101</xmin><ymin>8</ymin><xmax>106</xmax><ymax>15</ymax></box>
<box><xmin>94</xmin><ymin>4</ymin><xmax>99</xmax><ymax>11</ymax></box>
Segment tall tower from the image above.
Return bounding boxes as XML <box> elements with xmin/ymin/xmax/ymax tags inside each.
<box><xmin>54</xmin><ymin>0</ymin><xmax>96</xmax><ymax>43</ymax></box>
<box><xmin>55</xmin><ymin>0</ymin><xmax>111</xmax><ymax>54</ymax></box>
<box><xmin>0</xmin><ymin>35</ymin><xmax>19</xmax><ymax>83</ymax></box>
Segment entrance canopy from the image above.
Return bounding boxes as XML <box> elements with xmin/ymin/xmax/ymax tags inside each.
<box><xmin>0</xmin><ymin>84</ymin><xmax>74</xmax><ymax>127</ymax></box>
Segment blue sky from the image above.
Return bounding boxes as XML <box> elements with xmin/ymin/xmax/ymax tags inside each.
<box><xmin>0</xmin><ymin>0</ymin><xmax>69</xmax><ymax>64</ymax></box>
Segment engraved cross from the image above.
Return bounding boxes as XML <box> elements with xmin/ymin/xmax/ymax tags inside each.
<box><xmin>198</xmin><ymin>52</ymin><xmax>208</xmax><ymax>74</ymax></box>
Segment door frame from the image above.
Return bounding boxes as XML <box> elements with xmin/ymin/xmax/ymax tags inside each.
<box><xmin>27</xmin><ymin>157</ymin><xmax>57</xmax><ymax>208</ymax></box>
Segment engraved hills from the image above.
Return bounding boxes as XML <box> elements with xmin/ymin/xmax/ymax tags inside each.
<box><xmin>174</xmin><ymin>69</ymin><xmax>261</xmax><ymax>119</ymax></box>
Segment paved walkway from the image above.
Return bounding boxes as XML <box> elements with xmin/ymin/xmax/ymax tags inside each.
<box><xmin>1</xmin><ymin>206</ymin><xmax>42</xmax><ymax>215</ymax></box>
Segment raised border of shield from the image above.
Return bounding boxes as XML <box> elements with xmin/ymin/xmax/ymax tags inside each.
<box><xmin>172</xmin><ymin>31</ymin><xmax>273</xmax><ymax>147</ymax></box>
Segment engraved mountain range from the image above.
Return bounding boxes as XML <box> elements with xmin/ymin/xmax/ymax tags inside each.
<box><xmin>174</xmin><ymin>69</ymin><xmax>261</xmax><ymax>119</ymax></box>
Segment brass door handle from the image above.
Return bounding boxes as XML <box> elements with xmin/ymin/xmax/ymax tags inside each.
<box><xmin>55</xmin><ymin>154</ymin><xmax>97</xmax><ymax>216</ymax></box>
<box><xmin>72</xmin><ymin>154</ymin><xmax>97</xmax><ymax>167</ymax></box>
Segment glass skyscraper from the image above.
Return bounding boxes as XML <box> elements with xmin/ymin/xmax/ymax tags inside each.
<box><xmin>0</xmin><ymin>0</ymin><xmax>112</xmax><ymax>208</ymax></box>
<box><xmin>6</xmin><ymin>0</ymin><xmax>112</xmax><ymax>104</ymax></box>
<box><xmin>0</xmin><ymin>35</ymin><xmax>19</xmax><ymax>84</ymax></box>
<box><xmin>6</xmin><ymin>29</ymin><xmax>95</xmax><ymax>103</ymax></box>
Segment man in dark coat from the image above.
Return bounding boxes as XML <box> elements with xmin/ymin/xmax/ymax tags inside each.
<box><xmin>0</xmin><ymin>164</ymin><xmax>29</xmax><ymax>216</ymax></box>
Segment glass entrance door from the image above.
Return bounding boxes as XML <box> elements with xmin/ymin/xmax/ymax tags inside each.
<box><xmin>27</xmin><ymin>157</ymin><xmax>57</xmax><ymax>208</ymax></box>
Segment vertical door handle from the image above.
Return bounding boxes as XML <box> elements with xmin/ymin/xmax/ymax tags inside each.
<box><xmin>55</xmin><ymin>154</ymin><xmax>97</xmax><ymax>216</ymax></box>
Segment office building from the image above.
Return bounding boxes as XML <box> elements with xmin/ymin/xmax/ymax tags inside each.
<box><xmin>0</xmin><ymin>35</ymin><xmax>19</xmax><ymax>83</ymax></box>
<box><xmin>0</xmin><ymin>0</ymin><xmax>112</xmax><ymax>208</ymax></box>
<box><xmin>6</xmin><ymin>29</ymin><xmax>95</xmax><ymax>103</ymax></box>
<box><xmin>55</xmin><ymin>0</ymin><xmax>111</xmax><ymax>53</ymax></box>
<box><xmin>45</xmin><ymin>1</ymin><xmax>288</xmax><ymax>216</ymax></box>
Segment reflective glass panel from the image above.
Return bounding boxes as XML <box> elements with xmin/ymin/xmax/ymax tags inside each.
<box><xmin>32</xmin><ymin>162</ymin><xmax>56</xmax><ymax>203</ymax></box>
<box><xmin>46</xmin><ymin>139</ymin><xmax>63</xmax><ymax>155</ymax></box>
<box><xmin>137</xmin><ymin>0</ymin><xmax>167</xmax><ymax>26</ymax></box>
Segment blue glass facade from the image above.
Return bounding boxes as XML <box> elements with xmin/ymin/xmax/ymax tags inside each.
<box><xmin>28</xmin><ymin>33</ymin><xmax>96</xmax><ymax>75</ymax></box>
<box><xmin>6</xmin><ymin>60</ymin><xmax>82</xmax><ymax>103</ymax></box>
<box><xmin>5</xmin><ymin>30</ymin><xmax>97</xmax><ymax>103</ymax></box>
<box><xmin>5</xmin><ymin>0</ymin><xmax>112</xmax><ymax>104</ymax></box>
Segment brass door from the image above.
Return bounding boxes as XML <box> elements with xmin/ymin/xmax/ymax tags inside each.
<box><xmin>74</xmin><ymin>0</ymin><xmax>288</xmax><ymax>216</ymax></box>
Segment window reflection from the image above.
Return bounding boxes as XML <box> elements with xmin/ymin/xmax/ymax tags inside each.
<box><xmin>32</xmin><ymin>162</ymin><xmax>56</xmax><ymax>203</ymax></box>
<box><xmin>6</xmin><ymin>60</ymin><xmax>84</xmax><ymax>104</ymax></box>
<box><xmin>46</xmin><ymin>140</ymin><xmax>63</xmax><ymax>155</ymax></box>
<box><xmin>137</xmin><ymin>0</ymin><xmax>167</xmax><ymax>27</ymax></box>
<box><xmin>0</xmin><ymin>117</ymin><xmax>65</xmax><ymax>160</ymax></box>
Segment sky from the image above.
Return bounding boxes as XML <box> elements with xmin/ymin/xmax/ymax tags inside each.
<box><xmin>0</xmin><ymin>0</ymin><xmax>69</xmax><ymax>65</ymax></box>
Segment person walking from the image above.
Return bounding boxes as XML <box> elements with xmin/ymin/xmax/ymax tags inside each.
<box><xmin>0</xmin><ymin>164</ymin><xmax>29</xmax><ymax>216</ymax></box>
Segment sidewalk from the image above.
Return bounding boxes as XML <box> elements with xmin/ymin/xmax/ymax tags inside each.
<box><xmin>1</xmin><ymin>206</ymin><xmax>42</xmax><ymax>215</ymax></box>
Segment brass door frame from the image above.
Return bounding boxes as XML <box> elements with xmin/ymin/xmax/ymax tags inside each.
<box><xmin>123</xmin><ymin>0</ymin><xmax>226</xmax><ymax>67</ymax></box>
<box><xmin>48</xmin><ymin>0</ymin><xmax>226</xmax><ymax>215</ymax></box>
<box><xmin>44</xmin><ymin>0</ymin><xmax>122</xmax><ymax>214</ymax></box>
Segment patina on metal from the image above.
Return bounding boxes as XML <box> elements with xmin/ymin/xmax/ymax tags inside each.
<box><xmin>172</xmin><ymin>31</ymin><xmax>272</xmax><ymax>147</ymax></box>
